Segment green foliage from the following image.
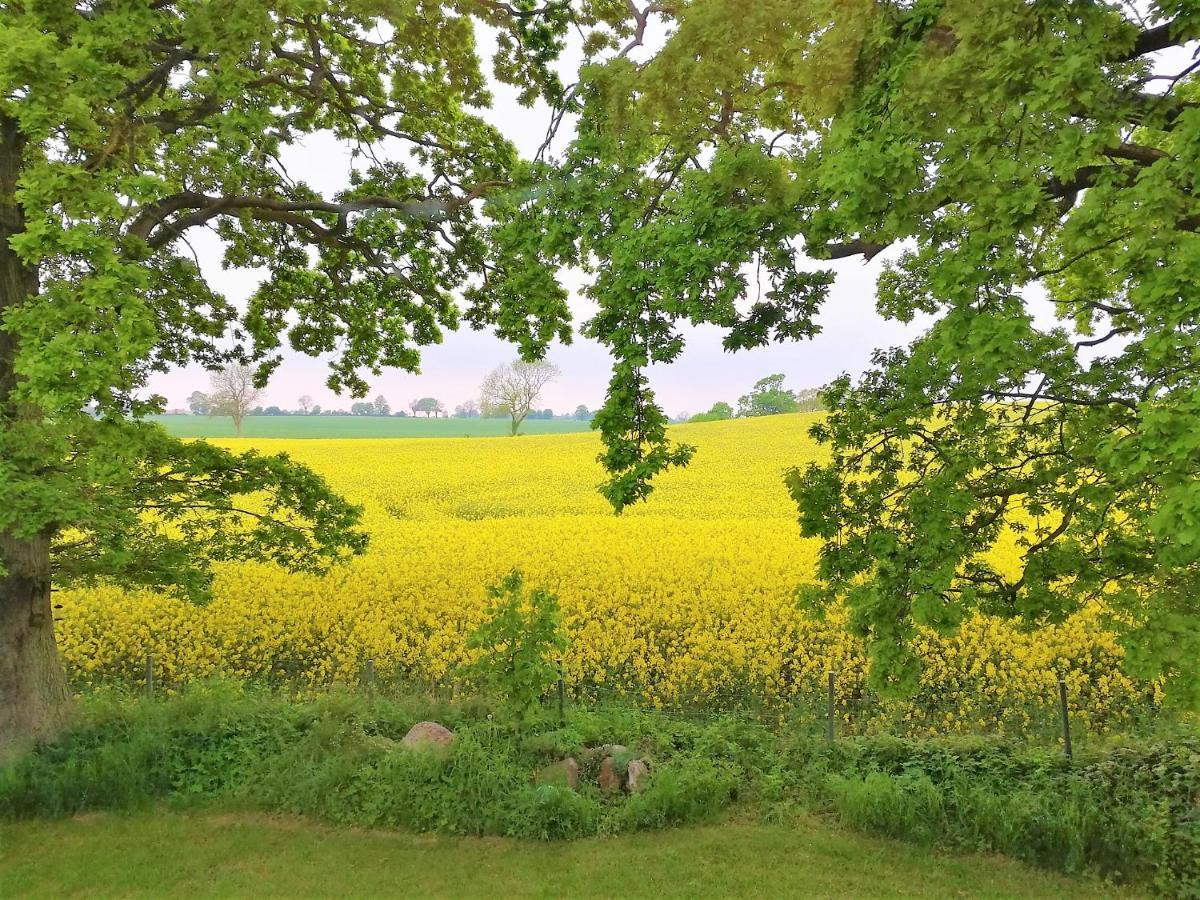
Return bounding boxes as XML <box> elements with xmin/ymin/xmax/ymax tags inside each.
<box><xmin>737</xmin><ymin>374</ymin><xmax>800</xmax><ymax>417</ymax></box>
<box><xmin>525</xmin><ymin>1</ymin><xmax>1200</xmax><ymax>701</ymax></box>
<box><xmin>615</xmin><ymin>757</ymin><xmax>739</xmax><ymax>830</ymax></box>
<box><xmin>2</xmin><ymin>685</ymin><xmax>1196</xmax><ymax>894</ymax></box>
<box><xmin>463</xmin><ymin>570</ymin><xmax>568</xmax><ymax>715</ymax></box>
<box><xmin>688</xmin><ymin>401</ymin><xmax>733</xmax><ymax>423</ymax></box>
<box><xmin>0</xmin><ymin>1</ymin><xmax>585</xmax><ymax>603</ymax></box>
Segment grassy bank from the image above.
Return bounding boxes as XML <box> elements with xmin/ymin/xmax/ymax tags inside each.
<box><xmin>1</xmin><ymin>685</ymin><xmax>1194</xmax><ymax>895</ymax></box>
<box><xmin>0</xmin><ymin>811</ymin><xmax>1136</xmax><ymax>898</ymax></box>
<box><xmin>149</xmin><ymin>414</ymin><xmax>594</xmax><ymax>439</ymax></box>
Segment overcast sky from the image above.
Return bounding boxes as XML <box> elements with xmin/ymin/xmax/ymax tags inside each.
<box><xmin>146</xmin><ymin>22</ymin><xmax>927</xmax><ymax>417</ymax></box>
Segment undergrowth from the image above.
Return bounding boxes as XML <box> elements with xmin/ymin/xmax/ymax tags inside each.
<box><xmin>1</xmin><ymin>682</ymin><xmax>1196</xmax><ymax>896</ymax></box>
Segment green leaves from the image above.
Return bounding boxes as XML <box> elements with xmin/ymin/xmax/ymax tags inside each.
<box><xmin>541</xmin><ymin>1</ymin><xmax>1200</xmax><ymax>702</ymax></box>
<box><xmin>0</xmin><ymin>2</ymin><xmax>578</xmax><ymax>593</ymax></box>
<box><xmin>463</xmin><ymin>569</ymin><xmax>568</xmax><ymax>716</ymax></box>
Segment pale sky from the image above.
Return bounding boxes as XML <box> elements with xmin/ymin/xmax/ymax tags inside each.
<box><xmin>143</xmin><ymin>21</ymin><xmax>928</xmax><ymax>417</ymax></box>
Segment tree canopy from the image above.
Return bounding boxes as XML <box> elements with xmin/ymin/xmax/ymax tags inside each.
<box><xmin>505</xmin><ymin>1</ymin><xmax>1200</xmax><ymax>701</ymax></box>
<box><xmin>738</xmin><ymin>375</ymin><xmax>800</xmax><ymax>417</ymax></box>
<box><xmin>0</xmin><ymin>0</ymin><xmax>615</xmax><ymax>753</ymax></box>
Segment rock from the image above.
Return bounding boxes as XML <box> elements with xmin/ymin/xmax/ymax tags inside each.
<box><xmin>536</xmin><ymin>757</ymin><xmax>580</xmax><ymax>791</ymax></box>
<box><xmin>401</xmin><ymin>721</ymin><xmax>454</xmax><ymax>750</ymax></box>
<box><xmin>596</xmin><ymin>743</ymin><xmax>628</xmax><ymax>757</ymax></box>
<box><xmin>625</xmin><ymin>758</ymin><xmax>650</xmax><ymax>793</ymax></box>
<box><xmin>598</xmin><ymin>756</ymin><xmax>622</xmax><ymax>794</ymax></box>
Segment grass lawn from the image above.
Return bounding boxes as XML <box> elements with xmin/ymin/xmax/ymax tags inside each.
<box><xmin>0</xmin><ymin>812</ymin><xmax>1136</xmax><ymax>899</ymax></box>
<box><xmin>149</xmin><ymin>414</ymin><xmax>594</xmax><ymax>439</ymax></box>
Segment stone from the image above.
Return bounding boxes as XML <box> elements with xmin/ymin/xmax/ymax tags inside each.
<box><xmin>625</xmin><ymin>758</ymin><xmax>650</xmax><ymax>793</ymax></box>
<box><xmin>598</xmin><ymin>755</ymin><xmax>622</xmax><ymax>794</ymax></box>
<box><xmin>536</xmin><ymin>757</ymin><xmax>580</xmax><ymax>791</ymax></box>
<box><xmin>401</xmin><ymin>721</ymin><xmax>454</xmax><ymax>749</ymax></box>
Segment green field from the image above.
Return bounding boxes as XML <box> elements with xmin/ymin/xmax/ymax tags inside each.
<box><xmin>150</xmin><ymin>414</ymin><xmax>594</xmax><ymax>439</ymax></box>
<box><xmin>0</xmin><ymin>812</ymin><xmax>1135</xmax><ymax>899</ymax></box>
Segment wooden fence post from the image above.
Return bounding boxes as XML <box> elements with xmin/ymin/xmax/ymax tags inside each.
<box><xmin>826</xmin><ymin>670</ymin><xmax>836</xmax><ymax>742</ymax></box>
<box><xmin>1058</xmin><ymin>677</ymin><xmax>1073</xmax><ymax>760</ymax></box>
<box><xmin>557</xmin><ymin>657</ymin><xmax>566</xmax><ymax>724</ymax></box>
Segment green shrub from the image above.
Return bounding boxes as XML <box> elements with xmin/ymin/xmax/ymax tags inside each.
<box><xmin>461</xmin><ymin>570</ymin><xmax>568</xmax><ymax>716</ymax></box>
<box><xmin>515</xmin><ymin>784</ymin><xmax>602</xmax><ymax>839</ymax></box>
<box><xmin>616</xmin><ymin>757</ymin><xmax>739</xmax><ymax>830</ymax></box>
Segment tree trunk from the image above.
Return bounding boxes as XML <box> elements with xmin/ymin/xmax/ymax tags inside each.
<box><xmin>0</xmin><ymin>534</ymin><xmax>71</xmax><ymax>764</ymax></box>
<box><xmin>1</xmin><ymin>114</ymin><xmax>72</xmax><ymax>762</ymax></box>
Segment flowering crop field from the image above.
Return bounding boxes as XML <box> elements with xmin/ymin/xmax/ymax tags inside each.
<box><xmin>58</xmin><ymin>414</ymin><xmax>1158</xmax><ymax>735</ymax></box>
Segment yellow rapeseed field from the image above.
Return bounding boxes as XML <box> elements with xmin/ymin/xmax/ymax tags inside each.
<box><xmin>57</xmin><ymin>414</ymin><xmax>1155</xmax><ymax>734</ymax></box>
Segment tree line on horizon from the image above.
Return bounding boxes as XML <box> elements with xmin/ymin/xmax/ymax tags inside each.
<box><xmin>181</xmin><ymin>364</ymin><xmax>819</xmax><ymax>434</ymax></box>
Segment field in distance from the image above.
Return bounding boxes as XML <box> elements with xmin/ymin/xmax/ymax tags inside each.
<box><xmin>150</xmin><ymin>414</ymin><xmax>594</xmax><ymax>439</ymax></box>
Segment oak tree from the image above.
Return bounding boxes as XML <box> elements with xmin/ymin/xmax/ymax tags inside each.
<box><xmin>518</xmin><ymin>1</ymin><xmax>1200</xmax><ymax>702</ymax></box>
<box><xmin>0</xmin><ymin>0</ymin><xmax>585</xmax><ymax>757</ymax></box>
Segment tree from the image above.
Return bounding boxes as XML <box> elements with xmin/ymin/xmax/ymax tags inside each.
<box><xmin>689</xmin><ymin>401</ymin><xmax>733</xmax><ymax>424</ymax></box>
<box><xmin>310</xmin><ymin>405</ymin><xmax>322</xmax><ymax>417</ymax></box>
<box><xmin>793</xmin><ymin>388</ymin><xmax>824</xmax><ymax>414</ymax></box>
<box><xmin>297</xmin><ymin>395</ymin><xmax>314</xmax><ymax>415</ymax></box>
<box><xmin>0</xmin><ymin>1</ymin><xmax>575</xmax><ymax>756</ymax></box>
<box><xmin>412</xmin><ymin>397</ymin><xmax>444</xmax><ymax>417</ymax></box>
<box><xmin>574</xmin><ymin>405</ymin><xmax>591</xmax><ymax>421</ymax></box>
<box><xmin>373</xmin><ymin>395</ymin><xmax>390</xmax><ymax>417</ymax></box>
<box><xmin>479</xmin><ymin>360</ymin><xmax>561</xmax><ymax>435</ymax></box>
<box><xmin>455</xmin><ymin>400</ymin><xmax>480</xmax><ymax>418</ymax></box>
<box><xmin>738</xmin><ymin>375</ymin><xmax>799</xmax><ymax>418</ymax></box>
<box><xmin>208</xmin><ymin>364</ymin><xmax>262</xmax><ymax>436</ymax></box>
<box><xmin>187</xmin><ymin>391</ymin><xmax>211</xmax><ymax>416</ymax></box>
<box><xmin>522</xmin><ymin>3</ymin><xmax>1200</xmax><ymax>701</ymax></box>
<box><xmin>350</xmin><ymin>401</ymin><xmax>375</xmax><ymax>416</ymax></box>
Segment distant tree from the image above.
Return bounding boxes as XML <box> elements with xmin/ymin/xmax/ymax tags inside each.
<box><xmin>373</xmin><ymin>394</ymin><xmax>390</xmax><ymax>416</ymax></box>
<box><xmin>208</xmin><ymin>364</ymin><xmax>262</xmax><ymax>436</ymax></box>
<box><xmin>574</xmin><ymin>405</ymin><xmax>591</xmax><ymax>421</ymax></box>
<box><xmin>350</xmin><ymin>401</ymin><xmax>375</xmax><ymax>416</ymax></box>
<box><xmin>263</xmin><ymin>406</ymin><xmax>284</xmax><ymax>416</ymax></box>
<box><xmin>455</xmin><ymin>400</ymin><xmax>480</xmax><ymax>418</ymax></box>
<box><xmin>689</xmin><ymin>401</ymin><xmax>734</xmax><ymax>424</ymax></box>
<box><xmin>738</xmin><ymin>375</ymin><xmax>799</xmax><ymax>418</ymax></box>
<box><xmin>310</xmin><ymin>405</ymin><xmax>322</xmax><ymax>416</ymax></box>
<box><xmin>413</xmin><ymin>397</ymin><xmax>444</xmax><ymax>417</ymax></box>
<box><xmin>793</xmin><ymin>387</ymin><xmax>825</xmax><ymax>413</ymax></box>
<box><xmin>297</xmin><ymin>395</ymin><xmax>314</xmax><ymax>415</ymax></box>
<box><xmin>480</xmin><ymin>359</ymin><xmax>561</xmax><ymax>436</ymax></box>
<box><xmin>392</xmin><ymin>409</ymin><xmax>408</xmax><ymax>417</ymax></box>
<box><xmin>186</xmin><ymin>391</ymin><xmax>211</xmax><ymax>416</ymax></box>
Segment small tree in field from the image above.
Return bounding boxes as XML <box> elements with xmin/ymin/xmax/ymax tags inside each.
<box><xmin>373</xmin><ymin>395</ymin><xmax>390</xmax><ymax>416</ymax></box>
<box><xmin>208</xmin><ymin>364</ymin><xmax>262</xmax><ymax>435</ymax></box>
<box><xmin>297</xmin><ymin>395</ymin><xmax>314</xmax><ymax>415</ymax></box>
<box><xmin>480</xmin><ymin>360</ymin><xmax>561</xmax><ymax>435</ymax></box>
<box><xmin>463</xmin><ymin>570</ymin><xmax>567</xmax><ymax>716</ymax></box>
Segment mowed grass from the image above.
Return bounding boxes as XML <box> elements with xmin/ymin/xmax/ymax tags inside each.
<box><xmin>150</xmin><ymin>414</ymin><xmax>594</xmax><ymax>439</ymax></box>
<box><xmin>0</xmin><ymin>812</ymin><xmax>1136</xmax><ymax>899</ymax></box>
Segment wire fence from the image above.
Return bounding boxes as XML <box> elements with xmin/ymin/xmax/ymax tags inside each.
<box><xmin>119</xmin><ymin>651</ymin><xmax>1180</xmax><ymax>761</ymax></box>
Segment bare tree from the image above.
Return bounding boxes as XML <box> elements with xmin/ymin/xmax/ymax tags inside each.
<box><xmin>297</xmin><ymin>394</ymin><xmax>314</xmax><ymax>414</ymax></box>
<box><xmin>480</xmin><ymin>359</ymin><xmax>561</xmax><ymax>435</ymax></box>
<box><xmin>208</xmin><ymin>364</ymin><xmax>262</xmax><ymax>435</ymax></box>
